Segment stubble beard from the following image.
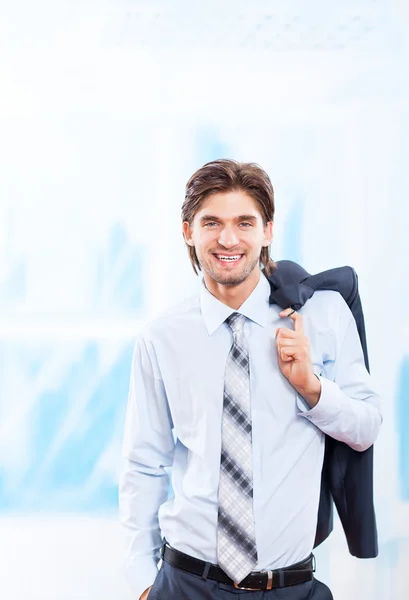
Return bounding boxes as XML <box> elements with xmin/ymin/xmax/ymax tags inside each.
<box><xmin>200</xmin><ymin>253</ymin><xmax>260</xmax><ymax>286</ymax></box>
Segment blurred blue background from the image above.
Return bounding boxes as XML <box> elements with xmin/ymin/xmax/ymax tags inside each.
<box><xmin>0</xmin><ymin>1</ymin><xmax>408</xmax><ymax>598</ymax></box>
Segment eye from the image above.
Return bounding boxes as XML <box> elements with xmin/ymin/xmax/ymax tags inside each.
<box><xmin>239</xmin><ymin>222</ymin><xmax>252</xmax><ymax>228</ymax></box>
<box><xmin>203</xmin><ymin>222</ymin><xmax>218</xmax><ymax>228</ymax></box>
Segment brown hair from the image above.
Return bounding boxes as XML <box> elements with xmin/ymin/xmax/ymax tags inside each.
<box><xmin>182</xmin><ymin>158</ymin><xmax>277</xmax><ymax>277</ymax></box>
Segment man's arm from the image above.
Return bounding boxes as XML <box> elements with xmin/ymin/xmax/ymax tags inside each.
<box><xmin>296</xmin><ymin>302</ymin><xmax>383</xmax><ymax>452</ymax></box>
<box><xmin>119</xmin><ymin>334</ymin><xmax>175</xmax><ymax>599</ymax></box>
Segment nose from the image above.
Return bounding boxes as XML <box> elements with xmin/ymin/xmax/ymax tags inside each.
<box><xmin>218</xmin><ymin>225</ymin><xmax>239</xmax><ymax>249</ymax></box>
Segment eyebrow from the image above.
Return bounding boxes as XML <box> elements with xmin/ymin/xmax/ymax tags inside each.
<box><xmin>199</xmin><ymin>214</ymin><xmax>258</xmax><ymax>223</ymax></box>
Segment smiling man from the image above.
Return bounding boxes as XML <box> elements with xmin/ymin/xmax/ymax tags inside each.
<box><xmin>119</xmin><ymin>159</ymin><xmax>382</xmax><ymax>600</ymax></box>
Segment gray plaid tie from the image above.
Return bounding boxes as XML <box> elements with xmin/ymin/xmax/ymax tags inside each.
<box><xmin>216</xmin><ymin>312</ymin><xmax>258</xmax><ymax>584</ymax></box>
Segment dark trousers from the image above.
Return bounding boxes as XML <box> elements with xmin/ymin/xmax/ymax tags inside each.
<box><xmin>147</xmin><ymin>558</ymin><xmax>333</xmax><ymax>600</ymax></box>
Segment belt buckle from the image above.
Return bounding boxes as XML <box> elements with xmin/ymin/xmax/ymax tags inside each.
<box><xmin>233</xmin><ymin>570</ymin><xmax>273</xmax><ymax>591</ymax></box>
<box><xmin>233</xmin><ymin>582</ymin><xmax>260</xmax><ymax>590</ymax></box>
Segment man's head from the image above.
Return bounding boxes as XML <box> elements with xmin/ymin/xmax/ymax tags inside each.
<box><xmin>182</xmin><ymin>159</ymin><xmax>276</xmax><ymax>287</ymax></box>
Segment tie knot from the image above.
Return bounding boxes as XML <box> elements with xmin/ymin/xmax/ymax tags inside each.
<box><xmin>225</xmin><ymin>312</ymin><xmax>246</xmax><ymax>334</ymax></box>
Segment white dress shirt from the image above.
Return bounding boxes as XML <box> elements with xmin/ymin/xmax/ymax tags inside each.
<box><xmin>119</xmin><ymin>272</ymin><xmax>382</xmax><ymax>599</ymax></box>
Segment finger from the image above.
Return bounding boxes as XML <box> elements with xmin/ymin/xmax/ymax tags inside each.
<box><xmin>280</xmin><ymin>348</ymin><xmax>296</xmax><ymax>361</ymax></box>
<box><xmin>278</xmin><ymin>336</ymin><xmax>309</xmax><ymax>350</ymax></box>
<box><xmin>276</xmin><ymin>328</ymin><xmax>297</xmax><ymax>338</ymax></box>
<box><xmin>279</xmin><ymin>308</ymin><xmax>304</xmax><ymax>335</ymax></box>
<box><xmin>279</xmin><ymin>343</ymin><xmax>310</xmax><ymax>363</ymax></box>
<box><xmin>281</xmin><ymin>343</ymin><xmax>298</xmax><ymax>355</ymax></box>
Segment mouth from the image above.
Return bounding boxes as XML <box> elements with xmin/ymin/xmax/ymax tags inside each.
<box><xmin>213</xmin><ymin>253</ymin><xmax>244</xmax><ymax>266</ymax></box>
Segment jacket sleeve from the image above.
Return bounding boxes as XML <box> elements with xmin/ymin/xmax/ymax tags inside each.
<box><xmin>296</xmin><ymin>298</ymin><xmax>383</xmax><ymax>451</ymax></box>
<box><xmin>118</xmin><ymin>334</ymin><xmax>175</xmax><ymax>599</ymax></box>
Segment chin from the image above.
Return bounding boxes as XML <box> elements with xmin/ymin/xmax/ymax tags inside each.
<box><xmin>214</xmin><ymin>274</ymin><xmax>248</xmax><ymax>286</ymax></box>
<box><xmin>200</xmin><ymin>254</ymin><xmax>260</xmax><ymax>286</ymax></box>
<box><xmin>203</xmin><ymin>265</ymin><xmax>254</xmax><ymax>286</ymax></box>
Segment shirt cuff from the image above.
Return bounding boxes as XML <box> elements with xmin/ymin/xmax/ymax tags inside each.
<box><xmin>296</xmin><ymin>374</ymin><xmax>342</xmax><ymax>423</ymax></box>
<box><xmin>124</xmin><ymin>555</ymin><xmax>160</xmax><ymax>600</ymax></box>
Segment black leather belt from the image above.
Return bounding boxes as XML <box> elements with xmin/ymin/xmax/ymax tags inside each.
<box><xmin>161</xmin><ymin>542</ymin><xmax>315</xmax><ymax>590</ymax></box>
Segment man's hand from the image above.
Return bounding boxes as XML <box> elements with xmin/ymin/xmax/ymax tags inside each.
<box><xmin>139</xmin><ymin>586</ymin><xmax>152</xmax><ymax>600</ymax></box>
<box><xmin>276</xmin><ymin>308</ymin><xmax>321</xmax><ymax>407</ymax></box>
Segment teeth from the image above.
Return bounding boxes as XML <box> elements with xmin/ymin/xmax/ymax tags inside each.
<box><xmin>217</xmin><ymin>255</ymin><xmax>241</xmax><ymax>261</ymax></box>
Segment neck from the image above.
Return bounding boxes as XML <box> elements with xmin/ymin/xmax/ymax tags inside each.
<box><xmin>203</xmin><ymin>268</ymin><xmax>261</xmax><ymax>310</ymax></box>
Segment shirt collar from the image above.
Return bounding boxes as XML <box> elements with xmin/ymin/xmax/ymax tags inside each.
<box><xmin>200</xmin><ymin>272</ymin><xmax>271</xmax><ymax>335</ymax></box>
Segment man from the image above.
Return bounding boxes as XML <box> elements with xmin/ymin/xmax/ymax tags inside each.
<box><xmin>119</xmin><ymin>159</ymin><xmax>382</xmax><ymax>599</ymax></box>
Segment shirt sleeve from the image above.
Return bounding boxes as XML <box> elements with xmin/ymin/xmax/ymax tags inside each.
<box><xmin>118</xmin><ymin>334</ymin><xmax>175</xmax><ymax>599</ymax></box>
<box><xmin>296</xmin><ymin>301</ymin><xmax>383</xmax><ymax>452</ymax></box>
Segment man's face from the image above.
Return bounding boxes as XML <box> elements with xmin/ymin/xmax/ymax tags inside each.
<box><xmin>183</xmin><ymin>190</ymin><xmax>273</xmax><ymax>286</ymax></box>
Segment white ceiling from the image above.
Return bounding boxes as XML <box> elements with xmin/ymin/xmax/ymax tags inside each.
<box><xmin>107</xmin><ymin>0</ymin><xmax>393</xmax><ymax>52</ymax></box>
<box><xmin>0</xmin><ymin>0</ymin><xmax>406</xmax><ymax>53</ymax></box>
<box><xmin>0</xmin><ymin>1</ymin><xmax>407</xmax><ymax>120</ymax></box>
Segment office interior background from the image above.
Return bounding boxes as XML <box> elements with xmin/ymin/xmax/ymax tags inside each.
<box><xmin>1</xmin><ymin>0</ymin><xmax>408</xmax><ymax>598</ymax></box>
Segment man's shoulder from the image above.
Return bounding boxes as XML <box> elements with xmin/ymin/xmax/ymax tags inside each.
<box><xmin>303</xmin><ymin>289</ymin><xmax>354</xmax><ymax>334</ymax></box>
<box><xmin>140</xmin><ymin>293</ymin><xmax>201</xmax><ymax>341</ymax></box>
<box><xmin>305</xmin><ymin>289</ymin><xmax>349</xmax><ymax>311</ymax></box>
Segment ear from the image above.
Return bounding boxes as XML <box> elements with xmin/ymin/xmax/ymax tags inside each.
<box><xmin>262</xmin><ymin>221</ymin><xmax>273</xmax><ymax>247</ymax></box>
<box><xmin>182</xmin><ymin>221</ymin><xmax>195</xmax><ymax>247</ymax></box>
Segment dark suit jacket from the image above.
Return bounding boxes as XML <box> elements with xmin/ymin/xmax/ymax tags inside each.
<box><xmin>267</xmin><ymin>260</ymin><xmax>378</xmax><ymax>558</ymax></box>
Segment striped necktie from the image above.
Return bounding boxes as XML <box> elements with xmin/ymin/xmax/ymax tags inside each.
<box><xmin>216</xmin><ymin>312</ymin><xmax>258</xmax><ymax>584</ymax></box>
